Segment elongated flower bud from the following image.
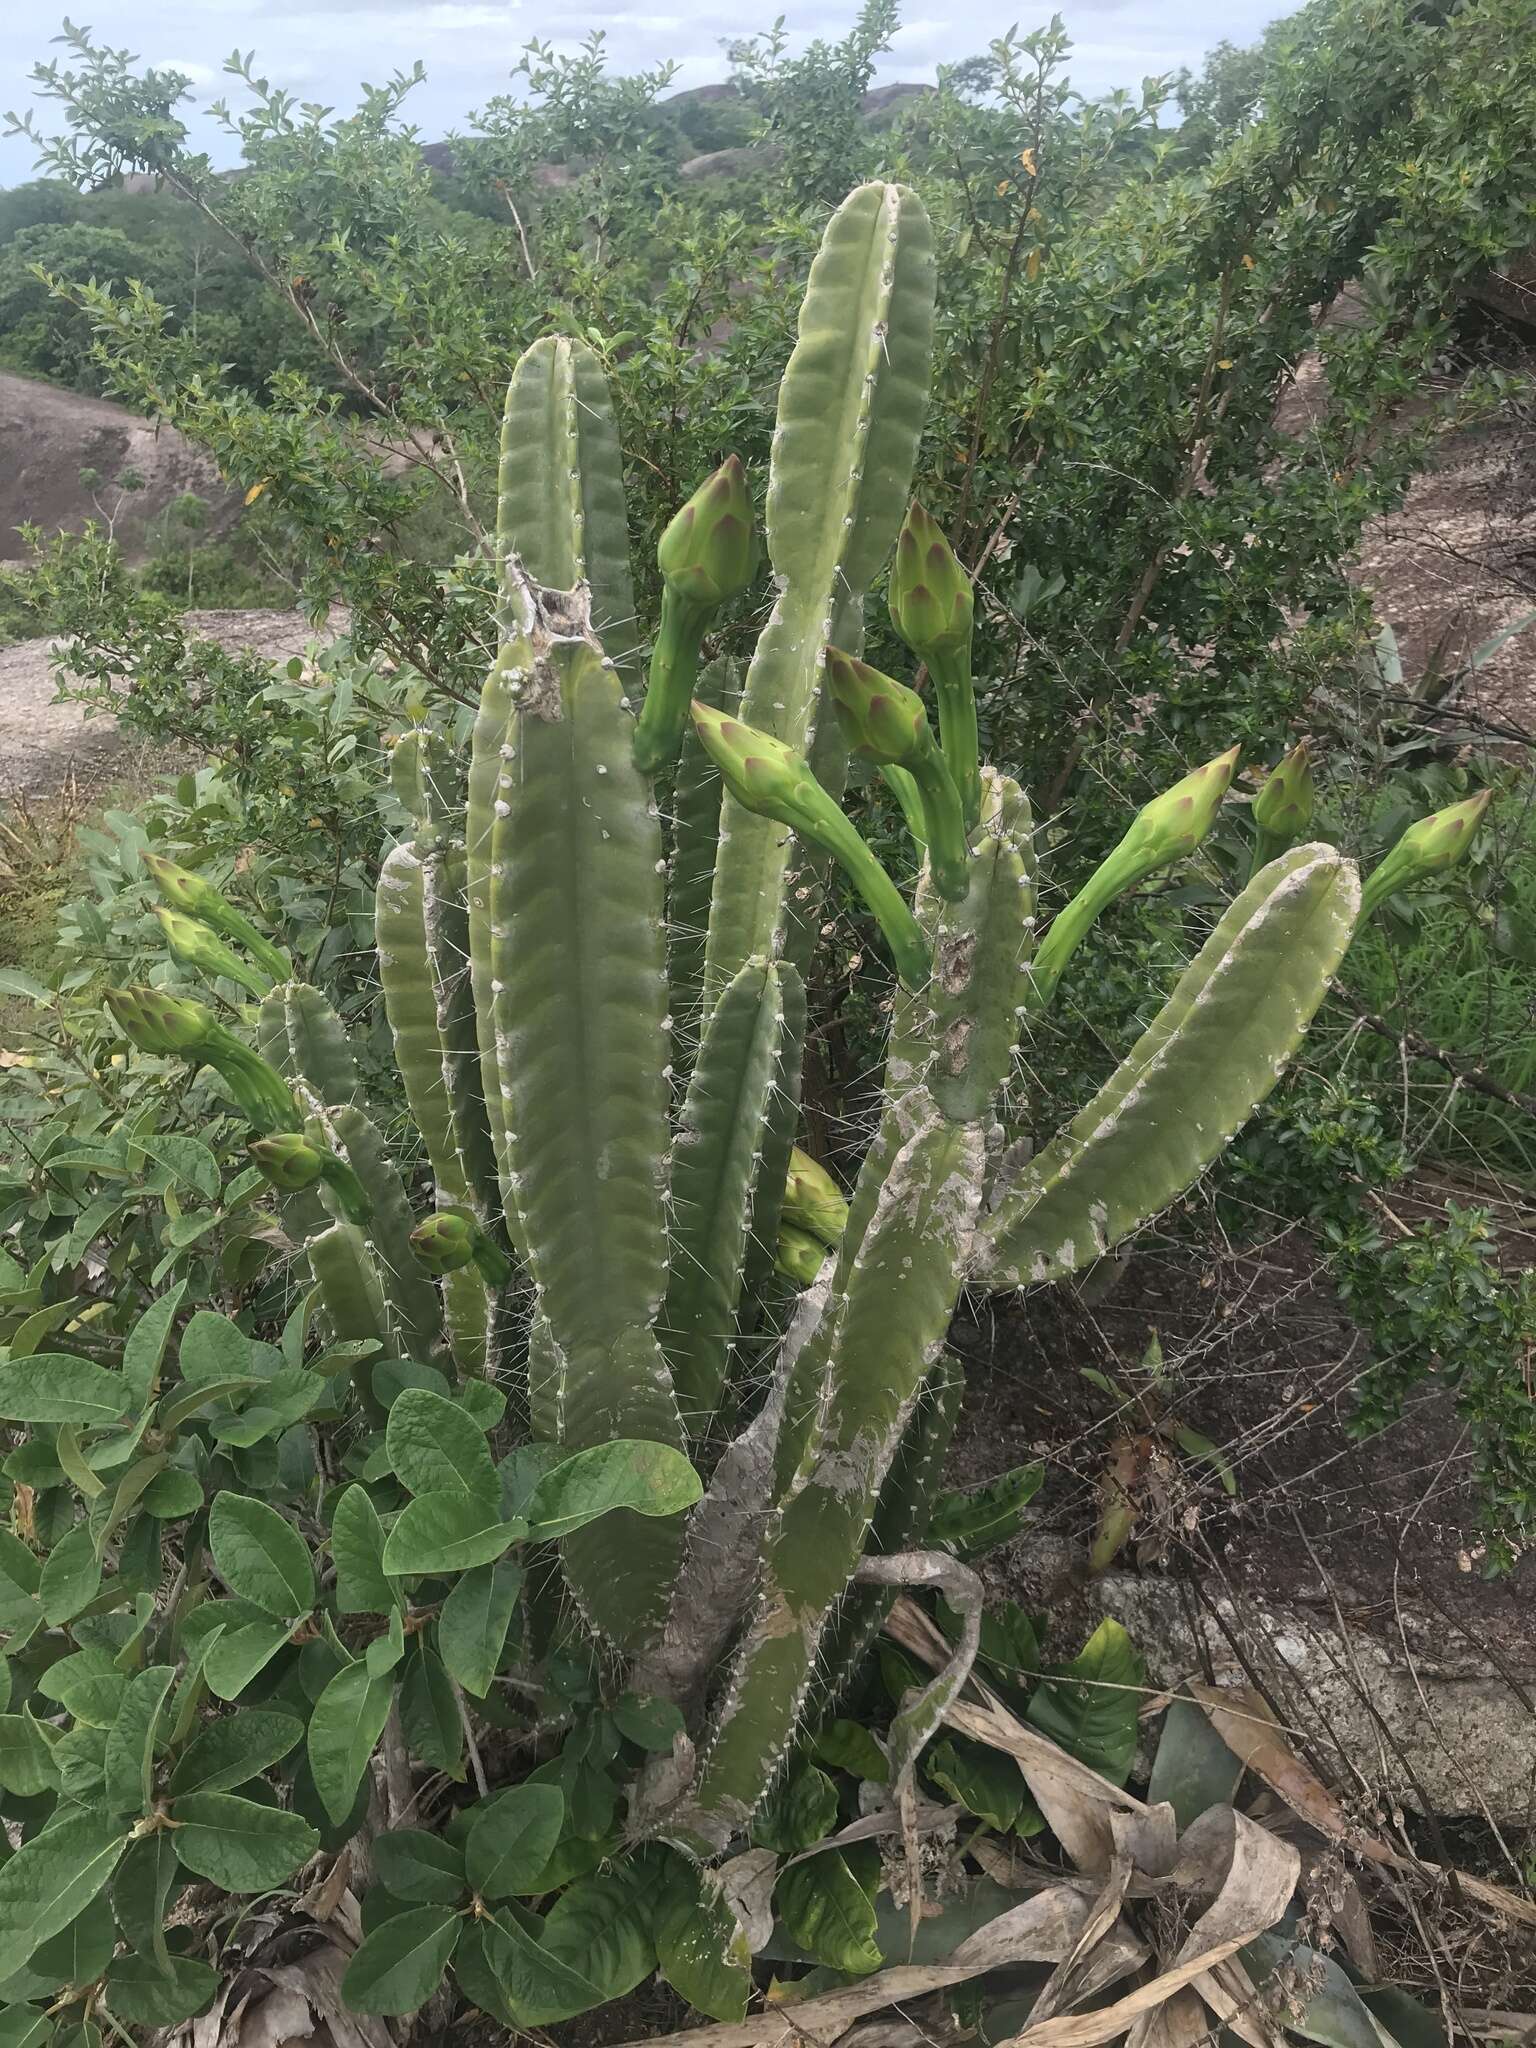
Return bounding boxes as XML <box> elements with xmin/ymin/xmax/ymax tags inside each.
<box><xmin>889</xmin><ymin>500</ymin><xmax>973</xmax><ymax>660</ymax></box>
<box><xmin>143</xmin><ymin>853</ymin><xmax>290</xmax><ymax>981</ymax></box>
<box><xmin>248</xmin><ymin>1133</ymin><xmax>326</xmax><ymax>1190</ymax></box>
<box><xmin>1360</xmin><ymin>789</ymin><xmax>1490</xmax><ymax>918</ymax></box>
<box><xmin>106</xmin><ymin>985</ymin><xmax>216</xmax><ymax>1056</ymax></box>
<box><xmin>1027</xmin><ymin>746</ymin><xmax>1240</xmax><ymax>1012</ymax></box>
<box><xmin>156</xmin><ymin>907</ymin><xmax>270</xmax><ymax>999</ymax></box>
<box><xmin>774</xmin><ymin>1223</ymin><xmax>827</xmax><ymax>1289</ymax></box>
<box><xmin>657</xmin><ymin>455</ymin><xmax>756</xmax><ymax>609</ymax></box>
<box><xmin>824</xmin><ymin>646</ymin><xmax>968</xmax><ymax>900</ymax></box>
<box><xmin>410</xmin><ymin>1210</ymin><xmax>513</xmax><ymax>1288</ymax></box>
<box><xmin>782</xmin><ymin>1147</ymin><xmax>849</xmax><ymax>1247</ymax></box>
<box><xmin>690</xmin><ymin>700</ymin><xmax>932</xmax><ymax>988</ymax></box>
<box><xmin>1248</xmin><ymin>741</ymin><xmax>1315</xmax><ymax>881</ymax></box>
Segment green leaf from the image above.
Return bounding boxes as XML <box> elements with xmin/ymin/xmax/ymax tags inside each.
<box><xmin>204</xmin><ymin>1616</ymin><xmax>294</xmax><ymax>1701</ymax></box>
<box><xmin>438</xmin><ymin>1561</ymin><xmax>522</xmax><ymax>1697</ymax></box>
<box><xmin>331</xmin><ymin>1486</ymin><xmax>397</xmax><ymax>1616</ymax></box>
<box><xmin>810</xmin><ymin>1720</ymin><xmax>889</xmax><ymax>1784</ymax></box>
<box><xmin>307</xmin><ymin>1659</ymin><xmax>394</xmax><ymax>1824</ymax></box>
<box><xmin>385</xmin><ymin>1389</ymin><xmax>497</xmax><ymax>1505</ymax></box>
<box><xmin>465</xmin><ymin>1784</ymin><xmax>565</xmax><ymax>1899</ymax></box>
<box><xmin>523</xmin><ymin>1439</ymin><xmax>701</xmax><ymax>1541</ymax></box>
<box><xmin>927</xmin><ymin>1463</ymin><xmax>1045</xmax><ymax>1561</ymax></box>
<box><xmin>209</xmin><ymin>1493</ymin><xmax>315</xmax><ymax>1618</ymax></box>
<box><xmin>372</xmin><ymin>1830</ymin><xmax>467</xmax><ymax>1906</ymax></box>
<box><xmin>655</xmin><ymin>1859</ymin><xmax>751</xmax><ymax>2023</ymax></box>
<box><xmin>0</xmin><ymin>1715</ymin><xmax>58</xmax><ymax>1800</ymax></box>
<box><xmin>12</xmin><ymin>1898</ymin><xmax>115</xmax><ymax>1996</ymax></box>
<box><xmin>38</xmin><ymin>1527</ymin><xmax>101</xmax><ymax>1628</ymax></box>
<box><xmin>121</xmin><ymin>1284</ymin><xmax>187</xmax><ymax>1410</ymax></box>
<box><xmin>611</xmin><ymin>1691</ymin><xmax>685</xmax><ymax>1753</ymax></box>
<box><xmin>103</xmin><ymin>1665</ymin><xmax>175</xmax><ymax>1817</ymax></box>
<box><xmin>0</xmin><ymin>1357</ymin><xmax>130</xmax><ymax>1427</ymax></box>
<box><xmin>177</xmin><ymin>1311</ymin><xmax>251</xmax><ymax>1384</ymax></box>
<box><xmin>464</xmin><ymin>1907</ymin><xmax>604</xmax><ymax>2026</ymax></box>
<box><xmin>382</xmin><ymin>1493</ymin><xmax>521</xmax><ymax>1576</ymax></box>
<box><xmin>169</xmin><ymin>1792</ymin><xmax>318</xmax><ymax>1892</ymax></box>
<box><xmin>1026</xmin><ymin>1618</ymin><xmax>1144</xmax><ymax>1787</ymax></box>
<box><xmin>156</xmin><ymin>1378</ymin><xmax>262</xmax><ymax>1434</ymax></box>
<box><xmin>39</xmin><ymin>1651</ymin><xmax>123</xmax><ymax>1728</ymax></box>
<box><xmin>775</xmin><ymin>1852</ymin><xmax>881</xmax><ymax>1974</ymax></box>
<box><xmin>926</xmin><ymin>1736</ymin><xmax>1025</xmax><ymax>1832</ymax></box>
<box><xmin>340</xmin><ymin>1905</ymin><xmax>461</xmax><ymax>2016</ymax></box>
<box><xmin>0</xmin><ymin>1814</ymin><xmax>127</xmax><ymax>1982</ymax></box>
<box><xmin>103</xmin><ymin>1953</ymin><xmax>217</xmax><ymax>2027</ymax></box>
<box><xmin>137</xmin><ymin>1134</ymin><xmax>221</xmax><ymax>1201</ymax></box>
<box><xmin>0</xmin><ymin>2006</ymin><xmax>53</xmax><ymax>2048</ymax></box>
<box><xmin>541</xmin><ymin>1868</ymin><xmax>656</xmax><ymax>2002</ymax></box>
<box><xmin>108</xmin><ymin>1832</ymin><xmax>178</xmax><ymax>1974</ymax></box>
<box><xmin>168</xmin><ymin>1710</ymin><xmax>304</xmax><ymax>1796</ymax></box>
<box><xmin>398</xmin><ymin>1644</ymin><xmax>463</xmax><ymax>1779</ymax></box>
<box><xmin>1147</xmin><ymin>1695</ymin><xmax>1244</xmax><ymax>1830</ymax></box>
<box><xmin>751</xmin><ymin>1758</ymin><xmax>837</xmax><ymax>1854</ymax></box>
<box><xmin>140</xmin><ymin>1468</ymin><xmax>203</xmax><ymax>1519</ymax></box>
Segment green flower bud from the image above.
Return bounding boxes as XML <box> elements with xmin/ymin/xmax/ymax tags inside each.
<box><xmin>1360</xmin><ymin>789</ymin><xmax>1490</xmax><ymax>918</ymax></box>
<box><xmin>143</xmin><ymin>853</ymin><xmax>290</xmax><ymax>981</ymax></box>
<box><xmin>155</xmin><ymin>907</ymin><xmax>271</xmax><ymax>999</ymax></box>
<box><xmin>781</xmin><ymin>1146</ymin><xmax>849</xmax><ymax>1248</ymax></box>
<box><xmin>248</xmin><ymin>1133</ymin><xmax>326</xmax><ymax>1191</ymax></box>
<box><xmin>824</xmin><ymin>647</ymin><xmax>930</xmax><ymax>768</ymax></box>
<box><xmin>889</xmin><ymin>500</ymin><xmax>973</xmax><ymax>661</ymax></box>
<box><xmin>1252</xmin><ymin>741</ymin><xmax>1315</xmax><ymax>840</ymax></box>
<box><xmin>656</xmin><ymin>455</ymin><xmax>756</xmax><ymax>609</ymax></box>
<box><xmin>105</xmin><ymin>984</ymin><xmax>216</xmax><ymax>1056</ymax></box>
<box><xmin>774</xmin><ymin>1223</ymin><xmax>827</xmax><ymax>1289</ymax></box>
<box><xmin>410</xmin><ymin>1210</ymin><xmax>512</xmax><ymax>1288</ymax></box>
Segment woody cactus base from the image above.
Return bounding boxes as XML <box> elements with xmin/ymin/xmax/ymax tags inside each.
<box><xmin>67</xmin><ymin>180</ymin><xmax>1484</xmax><ymax>2027</ymax></box>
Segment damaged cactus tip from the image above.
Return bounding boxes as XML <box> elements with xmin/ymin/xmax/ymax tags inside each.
<box><xmin>824</xmin><ymin>646</ymin><xmax>969</xmax><ymax>903</ymax></box>
<box><xmin>410</xmin><ymin>1210</ymin><xmax>513</xmax><ymax>1289</ymax></box>
<box><xmin>1026</xmin><ymin>743</ymin><xmax>1241</xmax><ymax>1013</ymax></box>
<box><xmin>143</xmin><ymin>852</ymin><xmax>291</xmax><ymax>981</ymax></box>
<box><xmin>689</xmin><ymin>697</ymin><xmax>933</xmax><ymax>991</ymax></box>
<box><xmin>1248</xmin><ymin>740</ymin><xmax>1315</xmax><ymax>880</ymax></box>
<box><xmin>248</xmin><ymin>1134</ymin><xmax>373</xmax><ymax>1225</ymax></box>
<box><xmin>781</xmin><ymin>1145</ymin><xmax>850</xmax><ymax>1248</ymax></box>
<box><xmin>633</xmin><ymin>455</ymin><xmax>757</xmax><ymax>776</ymax></box>
<box><xmin>888</xmin><ymin>499</ymin><xmax>980</xmax><ymax>832</ymax></box>
<box><xmin>1359</xmin><ymin>788</ymin><xmax>1491</xmax><ymax>918</ymax></box>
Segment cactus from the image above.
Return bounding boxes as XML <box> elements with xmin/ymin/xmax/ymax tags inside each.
<box><xmin>112</xmin><ymin>181</ymin><xmax>1378</xmax><ymax>1919</ymax></box>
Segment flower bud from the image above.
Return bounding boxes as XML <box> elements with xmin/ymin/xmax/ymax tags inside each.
<box><xmin>1251</xmin><ymin>741</ymin><xmax>1315</xmax><ymax>843</ymax></box>
<box><xmin>657</xmin><ymin>455</ymin><xmax>756</xmax><ymax>608</ymax></box>
<box><xmin>824</xmin><ymin>647</ymin><xmax>931</xmax><ymax>768</ymax></box>
<box><xmin>889</xmin><ymin>500</ymin><xmax>973</xmax><ymax>661</ymax></box>
<box><xmin>143</xmin><ymin>852</ymin><xmax>290</xmax><ymax>981</ymax></box>
<box><xmin>1114</xmin><ymin>745</ymin><xmax>1240</xmax><ymax>881</ymax></box>
<box><xmin>410</xmin><ymin>1211</ymin><xmax>477</xmax><ymax>1273</ymax></box>
<box><xmin>1360</xmin><ymin>789</ymin><xmax>1490</xmax><ymax>918</ymax></box>
<box><xmin>774</xmin><ymin>1224</ymin><xmax>827</xmax><ymax>1289</ymax></box>
<box><xmin>105</xmin><ymin>985</ymin><xmax>216</xmax><ymax>1056</ymax></box>
<box><xmin>155</xmin><ymin>907</ymin><xmax>269</xmax><ymax>998</ymax></box>
<box><xmin>248</xmin><ymin>1133</ymin><xmax>326</xmax><ymax>1191</ymax></box>
<box><xmin>690</xmin><ymin>700</ymin><xmax>813</xmax><ymax>820</ymax></box>
<box><xmin>781</xmin><ymin>1146</ymin><xmax>849</xmax><ymax>1247</ymax></box>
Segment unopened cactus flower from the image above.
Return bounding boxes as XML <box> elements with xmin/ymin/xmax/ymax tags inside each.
<box><xmin>634</xmin><ymin>456</ymin><xmax>757</xmax><ymax>775</ymax></box>
<box><xmin>691</xmin><ymin>699</ymin><xmax>932</xmax><ymax>989</ymax></box>
<box><xmin>107</xmin><ymin>984</ymin><xmax>299</xmax><ymax>1131</ymax></box>
<box><xmin>1026</xmin><ymin>745</ymin><xmax>1240</xmax><ymax>1011</ymax></box>
<box><xmin>410</xmin><ymin>1210</ymin><xmax>513</xmax><ymax>1288</ymax></box>
<box><xmin>888</xmin><ymin>500</ymin><xmax>980</xmax><ymax>831</ymax></box>
<box><xmin>143</xmin><ymin>854</ymin><xmax>290</xmax><ymax>981</ymax></box>
<box><xmin>249</xmin><ymin>1133</ymin><xmax>372</xmax><ymax>1222</ymax></box>
<box><xmin>1249</xmin><ymin>741</ymin><xmax>1315</xmax><ymax>879</ymax></box>
<box><xmin>774</xmin><ymin>1223</ymin><xmax>826</xmax><ymax>1289</ymax></box>
<box><xmin>825</xmin><ymin>647</ymin><xmax>968</xmax><ymax>901</ymax></box>
<box><xmin>156</xmin><ymin>907</ymin><xmax>271</xmax><ymax>999</ymax></box>
<box><xmin>1360</xmin><ymin>789</ymin><xmax>1490</xmax><ymax>918</ymax></box>
<box><xmin>106</xmin><ymin>984</ymin><xmax>216</xmax><ymax>1057</ymax></box>
<box><xmin>781</xmin><ymin>1146</ymin><xmax>849</xmax><ymax>1247</ymax></box>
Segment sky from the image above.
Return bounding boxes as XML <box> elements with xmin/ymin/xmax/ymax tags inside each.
<box><xmin>0</xmin><ymin>0</ymin><xmax>1281</xmax><ymax>190</ymax></box>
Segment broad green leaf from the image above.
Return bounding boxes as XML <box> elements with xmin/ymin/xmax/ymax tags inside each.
<box><xmin>926</xmin><ymin>1735</ymin><xmax>1025</xmax><ymax>1832</ymax></box>
<box><xmin>523</xmin><ymin>1439</ymin><xmax>701</xmax><ymax>1541</ymax></box>
<box><xmin>307</xmin><ymin>1659</ymin><xmax>394</xmax><ymax>1824</ymax></box>
<box><xmin>0</xmin><ymin>1357</ymin><xmax>129</xmax><ymax>1427</ymax></box>
<box><xmin>0</xmin><ymin>2006</ymin><xmax>52</xmax><ymax>2048</ymax></box>
<box><xmin>177</xmin><ymin>1311</ymin><xmax>250</xmax><ymax>1384</ymax></box>
<box><xmin>655</xmin><ymin>1859</ymin><xmax>751</xmax><ymax>2023</ymax></box>
<box><xmin>810</xmin><ymin>1720</ymin><xmax>889</xmax><ymax>1783</ymax></box>
<box><xmin>438</xmin><ymin>1562</ymin><xmax>522</xmax><ymax>1697</ymax></box>
<box><xmin>751</xmin><ymin>1759</ymin><xmax>837</xmax><ymax>1854</ymax></box>
<box><xmin>121</xmin><ymin>1285</ymin><xmax>187</xmax><ymax>1410</ymax></box>
<box><xmin>0</xmin><ymin>1815</ymin><xmax>127</xmax><ymax>1983</ymax></box>
<box><xmin>169</xmin><ymin>1792</ymin><xmax>318</xmax><ymax>1892</ymax></box>
<box><xmin>330</xmin><ymin>1486</ymin><xmax>397</xmax><ymax>1616</ymax></box>
<box><xmin>542</xmin><ymin>1868</ymin><xmax>656</xmax><ymax>2002</ymax></box>
<box><xmin>108</xmin><ymin>1832</ymin><xmax>178</xmax><ymax>1974</ymax></box>
<box><xmin>1242</xmin><ymin>1936</ymin><xmax>1381</xmax><ymax>2048</ymax></box>
<box><xmin>381</xmin><ymin>1493</ymin><xmax>521</xmax><ymax>1576</ymax></box>
<box><xmin>211</xmin><ymin>1370</ymin><xmax>325</xmax><ymax>1448</ymax></box>
<box><xmin>102</xmin><ymin>1953</ymin><xmax>217</xmax><ymax>2027</ymax></box>
<box><xmin>0</xmin><ymin>1535</ymin><xmax>39</xmax><ymax>1598</ymax></box>
<box><xmin>14</xmin><ymin>1900</ymin><xmax>115</xmax><ymax>1997</ymax></box>
<box><xmin>398</xmin><ymin>1644</ymin><xmax>463</xmax><ymax>1779</ymax></box>
<box><xmin>372</xmin><ymin>1830</ymin><xmax>467</xmax><ymax>1907</ymax></box>
<box><xmin>453</xmin><ymin>1919</ymin><xmax>517</xmax><ymax>2025</ymax></box>
<box><xmin>141</xmin><ymin>1468</ymin><xmax>203</xmax><ymax>1519</ymax></box>
<box><xmin>462</xmin><ymin>1907</ymin><xmax>604</xmax><ymax>2027</ymax></box>
<box><xmin>612</xmin><ymin>1692</ymin><xmax>685</xmax><ymax>1753</ymax></box>
<box><xmin>465</xmin><ymin>1784</ymin><xmax>565</xmax><ymax>1899</ymax></box>
<box><xmin>156</xmin><ymin>1378</ymin><xmax>261</xmax><ymax>1434</ymax></box>
<box><xmin>385</xmin><ymin>1389</ymin><xmax>497</xmax><ymax>1504</ymax></box>
<box><xmin>1147</xmin><ymin>1694</ymin><xmax>1244</xmax><ymax>1830</ymax></box>
<box><xmin>0</xmin><ymin>1713</ymin><xmax>61</xmax><ymax>1799</ymax></box>
<box><xmin>775</xmin><ymin>1851</ymin><xmax>881</xmax><ymax>1974</ymax></box>
<box><xmin>136</xmin><ymin>1134</ymin><xmax>221</xmax><ymax>1200</ymax></box>
<box><xmin>928</xmin><ymin>1463</ymin><xmax>1045</xmax><ymax>1560</ymax></box>
<box><xmin>1026</xmin><ymin>1618</ymin><xmax>1144</xmax><ymax>1787</ymax></box>
<box><xmin>204</xmin><ymin>1616</ymin><xmax>293</xmax><ymax>1701</ymax></box>
<box><xmin>168</xmin><ymin>1710</ymin><xmax>303</xmax><ymax>1796</ymax></box>
<box><xmin>38</xmin><ymin>1528</ymin><xmax>101</xmax><ymax>1628</ymax></box>
<box><xmin>95</xmin><ymin>1454</ymin><xmax>168</xmax><ymax>1556</ymax></box>
<box><xmin>103</xmin><ymin>1666</ymin><xmax>175</xmax><ymax>1816</ymax></box>
<box><xmin>340</xmin><ymin>1906</ymin><xmax>461</xmax><ymax>2016</ymax></box>
<box><xmin>209</xmin><ymin>1493</ymin><xmax>315</xmax><ymax>1618</ymax></box>
<box><xmin>52</xmin><ymin>1427</ymin><xmax>103</xmax><ymax>1502</ymax></box>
